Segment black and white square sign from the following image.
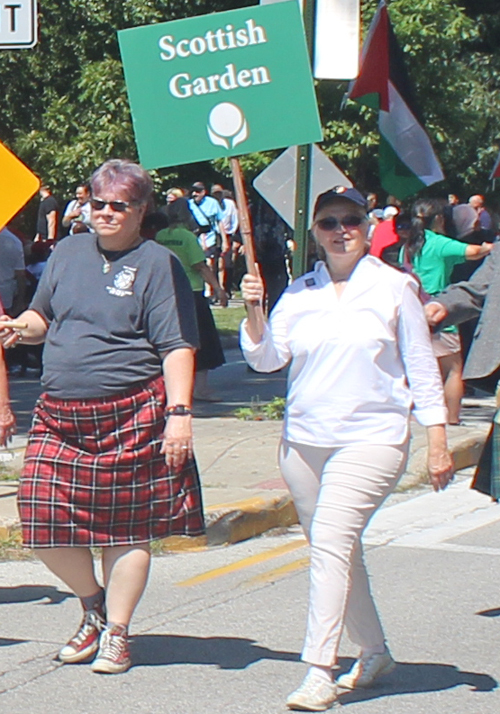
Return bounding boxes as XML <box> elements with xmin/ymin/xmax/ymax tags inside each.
<box><xmin>0</xmin><ymin>0</ymin><xmax>37</xmax><ymax>49</ymax></box>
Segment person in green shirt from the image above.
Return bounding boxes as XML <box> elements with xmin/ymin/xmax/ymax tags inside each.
<box><xmin>157</xmin><ymin>201</ymin><xmax>228</xmax><ymax>401</ymax></box>
<box><xmin>401</xmin><ymin>199</ymin><xmax>492</xmax><ymax>424</ymax></box>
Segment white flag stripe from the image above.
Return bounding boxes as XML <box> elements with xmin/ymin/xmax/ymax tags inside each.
<box><xmin>379</xmin><ymin>82</ymin><xmax>444</xmax><ymax>185</ymax></box>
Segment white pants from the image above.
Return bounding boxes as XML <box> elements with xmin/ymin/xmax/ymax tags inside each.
<box><xmin>279</xmin><ymin>439</ymin><xmax>409</xmax><ymax>667</ymax></box>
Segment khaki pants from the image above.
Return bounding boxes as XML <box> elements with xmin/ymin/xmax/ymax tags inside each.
<box><xmin>279</xmin><ymin>439</ymin><xmax>409</xmax><ymax>667</ymax></box>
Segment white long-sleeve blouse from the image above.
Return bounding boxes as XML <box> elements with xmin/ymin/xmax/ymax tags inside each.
<box><xmin>240</xmin><ymin>256</ymin><xmax>447</xmax><ymax>447</ymax></box>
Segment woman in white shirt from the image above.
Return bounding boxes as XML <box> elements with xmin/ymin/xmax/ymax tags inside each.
<box><xmin>240</xmin><ymin>186</ymin><xmax>454</xmax><ymax>712</ymax></box>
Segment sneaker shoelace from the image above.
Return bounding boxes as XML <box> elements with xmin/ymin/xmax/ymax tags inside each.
<box><xmin>70</xmin><ymin>610</ymin><xmax>104</xmax><ymax>646</ymax></box>
<box><xmin>100</xmin><ymin>628</ymin><xmax>128</xmax><ymax>661</ymax></box>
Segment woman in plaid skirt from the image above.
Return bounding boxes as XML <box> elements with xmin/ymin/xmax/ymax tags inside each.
<box><xmin>0</xmin><ymin>160</ymin><xmax>204</xmax><ymax>674</ymax></box>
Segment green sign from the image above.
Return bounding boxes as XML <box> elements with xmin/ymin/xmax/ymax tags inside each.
<box><xmin>118</xmin><ymin>3</ymin><xmax>322</xmax><ymax>169</ymax></box>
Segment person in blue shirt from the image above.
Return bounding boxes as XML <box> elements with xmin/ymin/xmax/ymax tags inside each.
<box><xmin>188</xmin><ymin>182</ymin><xmax>229</xmax><ymax>289</ymax></box>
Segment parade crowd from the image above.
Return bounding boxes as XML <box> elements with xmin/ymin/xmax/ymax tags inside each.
<box><xmin>0</xmin><ymin>162</ymin><xmax>499</xmax><ymax>710</ymax></box>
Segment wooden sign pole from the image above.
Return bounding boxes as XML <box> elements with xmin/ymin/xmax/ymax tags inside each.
<box><xmin>230</xmin><ymin>157</ymin><xmax>265</xmax><ymax>334</ymax></box>
<box><xmin>230</xmin><ymin>157</ymin><xmax>258</xmax><ymax>277</ymax></box>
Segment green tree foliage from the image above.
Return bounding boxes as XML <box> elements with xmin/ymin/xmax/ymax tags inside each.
<box><xmin>1</xmin><ymin>0</ymin><xmax>500</xmax><ymax>208</ymax></box>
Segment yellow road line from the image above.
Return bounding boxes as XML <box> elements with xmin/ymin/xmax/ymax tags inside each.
<box><xmin>247</xmin><ymin>556</ymin><xmax>310</xmax><ymax>586</ymax></box>
<box><xmin>176</xmin><ymin>539</ymin><xmax>307</xmax><ymax>587</ymax></box>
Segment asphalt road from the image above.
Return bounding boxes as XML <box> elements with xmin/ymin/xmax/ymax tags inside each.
<box><xmin>1</xmin><ymin>469</ymin><xmax>499</xmax><ymax>713</ymax></box>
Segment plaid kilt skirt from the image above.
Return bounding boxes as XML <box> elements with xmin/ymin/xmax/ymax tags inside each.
<box><xmin>18</xmin><ymin>375</ymin><xmax>205</xmax><ymax>548</ymax></box>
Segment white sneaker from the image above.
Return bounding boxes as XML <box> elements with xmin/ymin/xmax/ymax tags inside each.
<box><xmin>58</xmin><ymin>609</ymin><xmax>105</xmax><ymax>663</ymax></box>
<box><xmin>336</xmin><ymin>650</ymin><xmax>396</xmax><ymax>689</ymax></box>
<box><xmin>91</xmin><ymin>624</ymin><xmax>131</xmax><ymax>674</ymax></box>
<box><xmin>286</xmin><ymin>673</ymin><xmax>337</xmax><ymax>711</ymax></box>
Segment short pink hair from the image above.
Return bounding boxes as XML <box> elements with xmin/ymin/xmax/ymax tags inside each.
<box><xmin>91</xmin><ymin>159</ymin><xmax>153</xmax><ymax>204</ymax></box>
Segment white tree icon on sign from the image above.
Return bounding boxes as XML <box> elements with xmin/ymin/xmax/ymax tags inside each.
<box><xmin>207</xmin><ymin>103</ymin><xmax>249</xmax><ymax>150</ymax></box>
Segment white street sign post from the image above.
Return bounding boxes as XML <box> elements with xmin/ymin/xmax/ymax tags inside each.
<box><xmin>260</xmin><ymin>0</ymin><xmax>360</xmax><ymax>275</ymax></box>
<box><xmin>253</xmin><ymin>145</ymin><xmax>352</xmax><ymax>229</ymax></box>
<box><xmin>0</xmin><ymin>0</ymin><xmax>37</xmax><ymax>49</ymax></box>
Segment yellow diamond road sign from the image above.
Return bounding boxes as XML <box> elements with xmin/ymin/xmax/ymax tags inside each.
<box><xmin>0</xmin><ymin>141</ymin><xmax>40</xmax><ymax>229</ymax></box>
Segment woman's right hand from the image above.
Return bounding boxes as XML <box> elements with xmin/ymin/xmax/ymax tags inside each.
<box><xmin>241</xmin><ymin>272</ymin><xmax>264</xmax><ymax>304</ymax></box>
<box><xmin>0</xmin><ymin>316</ymin><xmax>23</xmax><ymax>350</ymax></box>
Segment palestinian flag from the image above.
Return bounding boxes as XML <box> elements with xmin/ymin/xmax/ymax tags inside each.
<box><xmin>347</xmin><ymin>0</ymin><xmax>444</xmax><ymax>200</ymax></box>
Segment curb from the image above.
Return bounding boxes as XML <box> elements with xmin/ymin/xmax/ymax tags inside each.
<box><xmin>204</xmin><ymin>495</ymin><xmax>298</xmax><ymax>546</ymax></box>
<box><xmin>0</xmin><ymin>433</ymin><xmax>488</xmax><ymax>552</ymax></box>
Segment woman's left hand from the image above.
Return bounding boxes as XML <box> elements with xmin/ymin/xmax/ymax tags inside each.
<box><xmin>426</xmin><ymin>425</ymin><xmax>454</xmax><ymax>491</ymax></box>
<box><xmin>160</xmin><ymin>415</ymin><xmax>193</xmax><ymax>472</ymax></box>
<box><xmin>427</xmin><ymin>445</ymin><xmax>454</xmax><ymax>491</ymax></box>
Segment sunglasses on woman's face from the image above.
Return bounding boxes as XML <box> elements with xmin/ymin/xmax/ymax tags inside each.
<box><xmin>314</xmin><ymin>215</ymin><xmax>365</xmax><ymax>231</ymax></box>
<box><xmin>90</xmin><ymin>198</ymin><xmax>134</xmax><ymax>212</ymax></box>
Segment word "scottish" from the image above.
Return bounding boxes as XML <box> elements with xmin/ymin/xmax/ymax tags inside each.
<box><xmin>159</xmin><ymin>20</ymin><xmax>267</xmax><ymax>61</ymax></box>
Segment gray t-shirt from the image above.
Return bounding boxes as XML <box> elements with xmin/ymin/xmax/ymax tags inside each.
<box><xmin>30</xmin><ymin>234</ymin><xmax>199</xmax><ymax>398</ymax></box>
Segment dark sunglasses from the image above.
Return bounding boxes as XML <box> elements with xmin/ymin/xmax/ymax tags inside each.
<box><xmin>90</xmin><ymin>198</ymin><xmax>134</xmax><ymax>212</ymax></box>
<box><xmin>314</xmin><ymin>215</ymin><xmax>365</xmax><ymax>231</ymax></box>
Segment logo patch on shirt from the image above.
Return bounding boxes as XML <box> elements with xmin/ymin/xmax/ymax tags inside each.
<box><xmin>106</xmin><ymin>266</ymin><xmax>137</xmax><ymax>297</ymax></box>
<box><xmin>305</xmin><ymin>278</ymin><xmax>316</xmax><ymax>287</ymax></box>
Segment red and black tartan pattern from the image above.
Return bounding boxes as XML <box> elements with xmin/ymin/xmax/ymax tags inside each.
<box><xmin>18</xmin><ymin>375</ymin><xmax>205</xmax><ymax>548</ymax></box>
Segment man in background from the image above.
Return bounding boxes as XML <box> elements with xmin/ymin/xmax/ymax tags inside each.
<box><xmin>469</xmin><ymin>194</ymin><xmax>492</xmax><ymax>231</ymax></box>
<box><xmin>211</xmin><ymin>184</ymin><xmax>239</xmax><ymax>297</ymax></box>
<box><xmin>188</xmin><ymin>182</ymin><xmax>228</xmax><ymax>289</ymax></box>
<box><xmin>34</xmin><ymin>184</ymin><xmax>59</xmax><ymax>242</ymax></box>
<box><xmin>62</xmin><ymin>184</ymin><xmax>93</xmax><ymax>235</ymax></box>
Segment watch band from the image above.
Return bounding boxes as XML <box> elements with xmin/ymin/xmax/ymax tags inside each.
<box><xmin>165</xmin><ymin>404</ymin><xmax>192</xmax><ymax>416</ymax></box>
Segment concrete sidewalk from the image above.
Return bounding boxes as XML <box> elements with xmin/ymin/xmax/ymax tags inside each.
<box><xmin>0</xmin><ymin>349</ymin><xmax>495</xmax><ymax>548</ymax></box>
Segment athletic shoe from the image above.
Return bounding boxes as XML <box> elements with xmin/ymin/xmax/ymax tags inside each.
<box><xmin>91</xmin><ymin>624</ymin><xmax>131</xmax><ymax>674</ymax></box>
<box><xmin>58</xmin><ymin>609</ymin><xmax>106</xmax><ymax>663</ymax></box>
<box><xmin>286</xmin><ymin>674</ymin><xmax>337</xmax><ymax>711</ymax></box>
<box><xmin>336</xmin><ymin>650</ymin><xmax>396</xmax><ymax>689</ymax></box>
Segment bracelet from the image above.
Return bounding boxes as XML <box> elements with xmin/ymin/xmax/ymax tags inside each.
<box><xmin>165</xmin><ymin>404</ymin><xmax>192</xmax><ymax>416</ymax></box>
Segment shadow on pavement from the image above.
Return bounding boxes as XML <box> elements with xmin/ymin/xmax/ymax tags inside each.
<box><xmin>0</xmin><ymin>585</ymin><xmax>74</xmax><ymax>605</ymax></box>
<box><xmin>0</xmin><ymin>637</ymin><xmax>29</xmax><ymax>647</ymax></box>
<box><xmin>477</xmin><ymin>606</ymin><xmax>500</xmax><ymax>618</ymax></box>
<box><xmin>336</xmin><ymin>658</ymin><xmax>497</xmax><ymax>704</ymax></box>
<box><xmin>131</xmin><ymin>634</ymin><xmax>299</xmax><ymax>669</ymax></box>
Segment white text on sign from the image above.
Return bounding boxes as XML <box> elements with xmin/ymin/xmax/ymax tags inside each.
<box><xmin>159</xmin><ymin>20</ymin><xmax>267</xmax><ymax>60</ymax></box>
<box><xmin>170</xmin><ymin>63</ymin><xmax>271</xmax><ymax>98</ymax></box>
<box><xmin>159</xmin><ymin>19</ymin><xmax>272</xmax><ymax>100</ymax></box>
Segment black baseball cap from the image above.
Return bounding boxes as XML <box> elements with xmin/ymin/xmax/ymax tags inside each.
<box><xmin>313</xmin><ymin>185</ymin><xmax>368</xmax><ymax>216</ymax></box>
<box><xmin>191</xmin><ymin>182</ymin><xmax>206</xmax><ymax>193</ymax></box>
